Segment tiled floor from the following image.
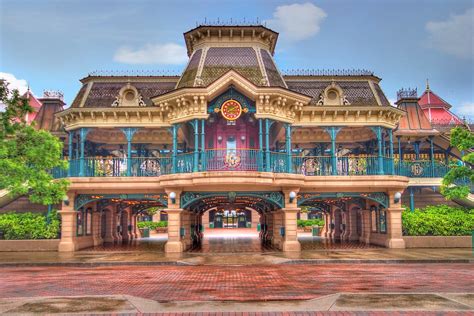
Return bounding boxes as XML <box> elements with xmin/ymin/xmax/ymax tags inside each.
<box><xmin>0</xmin><ymin>264</ymin><xmax>472</xmax><ymax>301</ymax></box>
<box><xmin>81</xmin><ymin>229</ymin><xmax>379</xmax><ymax>253</ymax></box>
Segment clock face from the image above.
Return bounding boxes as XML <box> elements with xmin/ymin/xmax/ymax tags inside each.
<box><xmin>220</xmin><ymin>100</ymin><xmax>242</xmax><ymax>121</ymax></box>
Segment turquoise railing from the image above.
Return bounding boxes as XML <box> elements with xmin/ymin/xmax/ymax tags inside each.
<box><xmin>53</xmin><ymin>154</ymin><xmax>455</xmax><ymax>179</ymax></box>
<box><xmin>396</xmin><ymin>160</ymin><xmax>449</xmax><ymax>178</ymax></box>
<box><xmin>203</xmin><ymin>149</ymin><xmax>260</xmax><ymax>171</ymax></box>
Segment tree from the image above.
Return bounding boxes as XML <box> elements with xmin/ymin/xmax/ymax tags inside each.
<box><xmin>441</xmin><ymin>126</ymin><xmax>474</xmax><ymax>200</ymax></box>
<box><xmin>0</xmin><ymin>80</ymin><xmax>68</xmax><ymax>205</ymax></box>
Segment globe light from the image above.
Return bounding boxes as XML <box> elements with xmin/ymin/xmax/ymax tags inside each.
<box><xmin>289</xmin><ymin>191</ymin><xmax>297</xmax><ymax>203</ymax></box>
<box><xmin>169</xmin><ymin>192</ymin><xmax>177</xmax><ymax>204</ymax></box>
<box><xmin>394</xmin><ymin>192</ymin><xmax>402</xmax><ymax>204</ymax></box>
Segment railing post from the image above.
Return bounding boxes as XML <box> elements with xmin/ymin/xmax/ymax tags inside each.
<box><xmin>429</xmin><ymin>136</ymin><xmax>435</xmax><ymax>177</ymax></box>
<box><xmin>265</xmin><ymin>119</ymin><xmax>271</xmax><ymax>172</ymax></box>
<box><xmin>68</xmin><ymin>130</ymin><xmax>74</xmax><ymax>177</ymax></box>
<box><xmin>79</xmin><ymin>128</ymin><xmax>90</xmax><ymax>177</ymax></box>
<box><xmin>325</xmin><ymin>127</ymin><xmax>341</xmax><ymax>175</ymax></box>
<box><xmin>120</xmin><ymin>128</ymin><xmax>138</xmax><ymax>177</ymax></box>
<box><xmin>388</xmin><ymin>129</ymin><xmax>394</xmax><ymax>175</ymax></box>
<box><xmin>193</xmin><ymin>119</ymin><xmax>199</xmax><ymax>172</ymax></box>
<box><xmin>201</xmin><ymin>119</ymin><xmax>206</xmax><ymax>171</ymax></box>
<box><xmin>172</xmin><ymin>124</ymin><xmax>178</xmax><ymax>174</ymax></box>
<box><xmin>409</xmin><ymin>187</ymin><xmax>415</xmax><ymax>212</ymax></box>
<box><xmin>397</xmin><ymin>135</ymin><xmax>402</xmax><ymax>174</ymax></box>
<box><xmin>285</xmin><ymin>124</ymin><xmax>292</xmax><ymax>173</ymax></box>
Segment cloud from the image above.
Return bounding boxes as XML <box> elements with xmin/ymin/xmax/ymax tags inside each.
<box><xmin>425</xmin><ymin>8</ymin><xmax>474</xmax><ymax>59</ymax></box>
<box><xmin>114</xmin><ymin>43</ymin><xmax>188</xmax><ymax>65</ymax></box>
<box><xmin>0</xmin><ymin>72</ymin><xmax>29</xmax><ymax>95</ymax></box>
<box><xmin>454</xmin><ymin>101</ymin><xmax>474</xmax><ymax>118</ymax></box>
<box><xmin>266</xmin><ymin>2</ymin><xmax>327</xmax><ymax>42</ymax></box>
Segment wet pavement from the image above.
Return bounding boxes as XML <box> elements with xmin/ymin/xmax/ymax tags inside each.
<box><xmin>0</xmin><ymin>229</ymin><xmax>473</xmax><ymax>266</ymax></box>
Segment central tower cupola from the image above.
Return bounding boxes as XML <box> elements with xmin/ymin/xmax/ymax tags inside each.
<box><xmin>177</xmin><ymin>25</ymin><xmax>286</xmax><ymax>89</ymax></box>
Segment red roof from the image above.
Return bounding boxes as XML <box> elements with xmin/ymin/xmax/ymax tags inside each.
<box><xmin>418</xmin><ymin>84</ymin><xmax>463</xmax><ymax>125</ymax></box>
<box><xmin>21</xmin><ymin>91</ymin><xmax>43</xmax><ymax>124</ymax></box>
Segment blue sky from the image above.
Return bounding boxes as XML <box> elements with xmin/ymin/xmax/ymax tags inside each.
<box><xmin>1</xmin><ymin>0</ymin><xmax>473</xmax><ymax>118</ymax></box>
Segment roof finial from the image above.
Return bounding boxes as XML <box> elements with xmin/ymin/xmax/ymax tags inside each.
<box><xmin>426</xmin><ymin>78</ymin><xmax>430</xmax><ymax>91</ymax></box>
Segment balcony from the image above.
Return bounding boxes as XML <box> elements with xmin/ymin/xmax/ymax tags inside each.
<box><xmin>52</xmin><ymin>149</ymin><xmax>451</xmax><ymax>179</ymax></box>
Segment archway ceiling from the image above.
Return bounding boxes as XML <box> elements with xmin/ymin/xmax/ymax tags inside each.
<box><xmin>188</xmin><ymin>195</ymin><xmax>278</xmax><ymax>214</ymax></box>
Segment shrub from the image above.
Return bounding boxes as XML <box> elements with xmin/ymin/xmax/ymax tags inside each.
<box><xmin>297</xmin><ymin>219</ymin><xmax>324</xmax><ymax>228</ymax></box>
<box><xmin>402</xmin><ymin>205</ymin><xmax>474</xmax><ymax>236</ymax></box>
<box><xmin>0</xmin><ymin>210</ymin><xmax>60</xmax><ymax>239</ymax></box>
<box><xmin>137</xmin><ymin>221</ymin><xmax>167</xmax><ymax>229</ymax></box>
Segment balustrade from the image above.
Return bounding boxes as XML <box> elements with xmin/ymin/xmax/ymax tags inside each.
<box><xmin>53</xmin><ymin>152</ymin><xmax>453</xmax><ymax>179</ymax></box>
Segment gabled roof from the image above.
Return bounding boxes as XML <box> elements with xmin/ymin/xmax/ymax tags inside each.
<box><xmin>22</xmin><ymin>90</ymin><xmax>42</xmax><ymax>124</ymax></box>
<box><xmin>418</xmin><ymin>88</ymin><xmax>451</xmax><ymax>109</ymax></box>
<box><xmin>418</xmin><ymin>82</ymin><xmax>463</xmax><ymax>125</ymax></box>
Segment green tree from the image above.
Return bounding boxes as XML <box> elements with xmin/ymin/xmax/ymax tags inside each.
<box><xmin>441</xmin><ymin>127</ymin><xmax>474</xmax><ymax>200</ymax></box>
<box><xmin>0</xmin><ymin>80</ymin><xmax>68</xmax><ymax>205</ymax></box>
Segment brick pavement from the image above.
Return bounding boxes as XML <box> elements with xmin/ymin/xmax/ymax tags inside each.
<box><xmin>0</xmin><ymin>264</ymin><xmax>472</xmax><ymax>301</ymax></box>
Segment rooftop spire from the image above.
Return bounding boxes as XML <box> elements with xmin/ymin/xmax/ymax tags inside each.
<box><xmin>426</xmin><ymin>78</ymin><xmax>430</xmax><ymax>91</ymax></box>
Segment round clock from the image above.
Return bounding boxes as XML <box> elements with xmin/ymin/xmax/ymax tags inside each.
<box><xmin>220</xmin><ymin>99</ymin><xmax>242</xmax><ymax>121</ymax></box>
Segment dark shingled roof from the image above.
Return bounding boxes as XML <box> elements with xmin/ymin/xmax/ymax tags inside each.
<box><xmin>260</xmin><ymin>49</ymin><xmax>286</xmax><ymax>88</ymax></box>
<box><xmin>201</xmin><ymin>47</ymin><xmax>263</xmax><ymax>86</ymax></box>
<box><xmin>177</xmin><ymin>49</ymin><xmax>202</xmax><ymax>88</ymax></box>
<box><xmin>73</xmin><ymin>80</ymin><xmax>178</xmax><ymax>108</ymax></box>
<box><xmin>34</xmin><ymin>98</ymin><xmax>65</xmax><ymax>133</ymax></box>
<box><xmin>285</xmin><ymin>79</ymin><xmax>381</xmax><ymax>106</ymax></box>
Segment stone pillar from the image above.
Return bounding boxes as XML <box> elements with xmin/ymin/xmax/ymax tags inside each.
<box><xmin>320</xmin><ymin>213</ymin><xmax>328</xmax><ymax>237</ymax></box>
<box><xmin>202</xmin><ymin>210</ymin><xmax>210</xmax><ymax>228</ymax></box>
<box><xmin>251</xmin><ymin>209</ymin><xmax>260</xmax><ymax>229</ymax></box>
<box><xmin>281</xmin><ymin>207</ymin><xmax>301</xmax><ymax>252</ymax></box>
<box><xmin>103</xmin><ymin>208</ymin><xmax>115</xmax><ymax>243</ymax></box>
<box><xmin>165</xmin><ymin>189</ymin><xmax>184</xmax><ymax>253</ymax></box>
<box><xmin>121</xmin><ymin>208</ymin><xmax>131</xmax><ymax>242</ymax></box>
<box><xmin>340</xmin><ymin>210</ymin><xmax>348</xmax><ymax>240</ymax></box>
<box><xmin>92</xmin><ymin>209</ymin><xmax>103</xmax><ymax>246</ymax></box>
<box><xmin>266</xmin><ymin>212</ymin><xmax>274</xmax><ymax>242</ymax></box>
<box><xmin>359</xmin><ymin>209</ymin><xmax>371</xmax><ymax>244</ymax></box>
<box><xmin>385</xmin><ymin>191</ymin><xmax>406</xmax><ymax>248</ymax></box>
<box><xmin>58</xmin><ymin>194</ymin><xmax>77</xmax><ymax>252</ymax></box>
<box><xmin>113</xmin><ymin>206</ymin><xmax>122</xmax><ymax>244</ymax></box>
<box><xmin>272</xmin><ymin>210</ymin><xmax>283</xmax><ymax>249</ymax></box>
<box><xmin>181</xmin><ymin>210</ymin><xmax>192</xmax><ymax>250</ymax></box>
<box><xmin>347</xmin><ymin>207</ymin><xmax>359</xmax><ymax>241</ymax></box>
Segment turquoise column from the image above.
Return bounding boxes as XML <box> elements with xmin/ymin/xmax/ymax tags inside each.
<box><xmin>414</xmin><ymin>141</ymin><xmax>420</xmax><ymax>160</ymax></box>
<box><xmin>172</xmin><ymin>124</ymin><xmax>178</xmax><ymax>173</ymax></box>
<box><xmin>409</xmin><ymin>187</ymin><xmax>415</xmax><ymax>212</ymax></box>
<box><xmin>258</xmin><ymin>119</ymin><xmax>263</xmax><ymax>171</ymax></box>
<box><xmin>79</xmin><ymin>128</ymin><xmax>90</xmax><ymax>177</ymax></box>
<box><xmin>285</xmin><ymin>124</ymin><xmax>292</xmax><ymax>173</ymax></box>
<box><xmin>326</xmin><ymin>127</ymin><xmax>341</xmax><ymax>175</ymax></box>
<box><xmin>201</xmin><ymin>119</ymin><xmax>206</xmax><ymax>171</ymax></box>
<box><xmin>371</xmin><ymin>126</ymin><xmax>384</xmax><ymax>175</ymax></box>
<box><xmin>68</xmin><ymin>130</ymin><xmax>74</xmax><ymax>176</ymax></box>
<box><xmin>193</xmin><ymin>119</ymin><xmax>199</xmax><ymax>172</ymax></box>
<box><xmin>429</xmin><ymin>136</ymin><xmax>435</xmax><ymax>177</ymax></box>
<box><xmin>388</xmin><ymin>129</ymin><xmax>394</xmax><ymax>175</ymax></box>
<box><xmin>120</xmin><ymin>128</ymin><xmax>138</xmax><ymax>176</ymax></box>
<box><xmin>265</xmin><ymin>119</ymin><xmax>271</xmax><ymax>172</ymax></box>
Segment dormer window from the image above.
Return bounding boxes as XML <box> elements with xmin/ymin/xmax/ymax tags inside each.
<box><xmin>327</xmin><ymin>89</ymin><xmax>339</xmax><ymax>101</ymax></box>
<box><xmin>317</xmin><ymin>82</ymin><xmax>351</xmax><ymax>106</ymax></box>
<box><xmin>111</xmin><ymin>84</ymin><xmax>146</xmax><ymax>107</ymax></box>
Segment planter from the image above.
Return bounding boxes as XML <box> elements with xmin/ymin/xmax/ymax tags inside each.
<box><xmin>0</xmin><ymin>239</ymin><xmax>60</xmax><ymax>252</ymax></box>
<box><xmin>303</xmin><ymin>226</ymin><xmax>312</xmax><ymax>232</ymax></box>
<box><xmin>403</xmin><ymin>236</ymin><xmax>472</xmax><ymax>248</ymax></box>
<box><xmin>139</xmin><ymin>228</ymin><xmax>150</xmax><ymax>238</ymax></box>
<box><xmin>155</xmin><ymin>227</ymin><xmax>168</xmax><ymax>233</ymax></box>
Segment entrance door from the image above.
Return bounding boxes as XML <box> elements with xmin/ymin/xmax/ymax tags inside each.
<box><xmin>214</xmin><ymin>213</ymin><xmax>223</xmax><ymax>228</ymax></box>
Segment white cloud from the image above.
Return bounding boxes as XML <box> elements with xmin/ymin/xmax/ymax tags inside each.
<box><xmin>454</xmin><ymin>101</ymin><xmax>474</xmax><ymax>117</ymax></box>
<box><xmin>266</xmin><ymin>2</ymin><xmax>327</xmax><ymax>42</ymax></box>
<box><xmin>0</xmin><ymin>72</ymin><xmax>29</xmax><ymax>95</ymax></box>
<box><xmin>114</xmin><ymin>43</ymin><xmax>188</xmax><ymax>65</ymax></box>
<box><xmin>425</xmin><ymin>8</ymin><xmax>474</xmax><ymax>59</ymax></box>
<box><xmin>0</xmin><ymin>73</ymin><xmax>30</xmax><ymax>111</ymax></box>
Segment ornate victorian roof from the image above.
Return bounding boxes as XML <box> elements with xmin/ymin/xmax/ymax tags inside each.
<box><xmin>418</xmin><ymin>82</ymin><xmax>463</xmax><ymax>126</ymax></box>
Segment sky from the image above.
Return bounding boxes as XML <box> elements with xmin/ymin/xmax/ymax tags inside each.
<box><xmin>0</xmin><ymin>0</ymin><xmax>473</xmax><ymax>118</ymax></box>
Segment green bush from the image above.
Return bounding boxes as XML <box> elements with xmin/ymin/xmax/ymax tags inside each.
<box><xmin>297</xmin><ymin>219</ymin><xmax>324</xmax><ymax>228</ymax></box>
<box><xmin>0</xmin><ymin>210</ymin><xmax>60</xmax><ymax>239</ymax></box>
<box><xmin>137</xmin><ymin>221</ymin><xmax>167</xmax><ymax>230</ymax></box>
<box><xmin>402</xmin><ymin>205</ymin><xmax>474</xmax><ymax>236</ymax></box>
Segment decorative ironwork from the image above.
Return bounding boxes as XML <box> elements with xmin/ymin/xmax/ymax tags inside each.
<box><xmin>74</xmin><ymin>193</ymin><xmax>168</xmax><ymax>210</ymax></box>
<box><xmin>298</xmin><ymin>192</ymin><xmax>389</xmax><ymax>208</ymax></box>
<box><xmin>282</xmin><ymin>69</ymin><xmax>374</xmax><ymax>76</ymax></box>
<box><xmin>43</xmin><ymin>90</ymin><xmax>64</xmax><ymax>100</ymax></box>
<box><xmin>208</xmin><ymin>86</ymin><xmax>255</xmax><ymax>114</ymax></box>
<box><xmin>87</xmin><ymin>70</ymin><xmax>180</xmax><ymax>77</ymax></box>
<box><xmin>180</xmin><ymin>191</ymin><xmax>284</xmax><ymax>210</ymax></box>
<box><xmin>397</xmin><ymin>88</ymin><xmax>417</xmax><ymax>100</ymax></box>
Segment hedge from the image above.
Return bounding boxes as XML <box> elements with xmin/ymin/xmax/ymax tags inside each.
<box><xmin>402</xmin><ymin>205</ymin><xmax>474</xmax><ymax>236</ymax></box>
<box><xmin>0</xmin><ymin>210</ymin><xmax>60</xmax><ymax>240</ymax></box>
<box><xmin>137</xmin><ymin>221</ymin><xmax>168</xmax><ymax>230</ymax></box>
<box><xmin>297</xmin><ymin>219</ymin><xmax>324</xmax><ymax>228</ymax></box>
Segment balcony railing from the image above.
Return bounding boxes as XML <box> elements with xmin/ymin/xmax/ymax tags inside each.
<box><xmin>54</xmin><ymin>150</ymin><xmax>453</xmax><ymax>179</ymax></box>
